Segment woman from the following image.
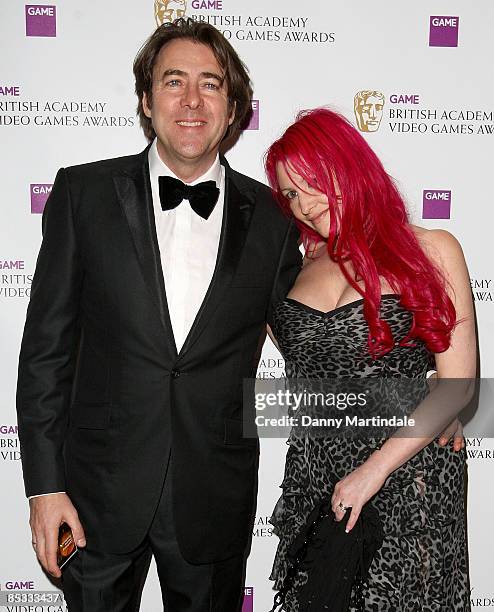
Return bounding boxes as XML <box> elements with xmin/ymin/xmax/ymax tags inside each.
<box><xmin>265</xmin><ymin>108</ymin><xmax>474</xmax><ymax>611</ymax></box>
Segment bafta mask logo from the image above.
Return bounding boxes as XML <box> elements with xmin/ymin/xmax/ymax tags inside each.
<box><xmin>154</xmin><ymin>0</ymin><xmax>187</xmax><ymax>26</ymax></box>
<box><xmin>354</xmin><ymin>90</ymin><xmax>385</xmax><ymax>133</ymax></box>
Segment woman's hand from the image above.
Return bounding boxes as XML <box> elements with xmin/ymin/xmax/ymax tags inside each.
<box><xmin>331</xmin><ymin>461</ymin><xmax>388</xmax><ymax>533</ymax></box>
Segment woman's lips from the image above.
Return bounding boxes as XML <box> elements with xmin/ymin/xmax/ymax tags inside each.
<box><xmin>308</xmin><ymin>208</ymin><xmax>328</xmax><ymax>223</ymax></box>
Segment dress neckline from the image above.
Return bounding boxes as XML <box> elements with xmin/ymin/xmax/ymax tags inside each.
<box><xmin>284</xmin><ymin>294</ymin><xmax>401</xmax><ymax>318</ymax></box>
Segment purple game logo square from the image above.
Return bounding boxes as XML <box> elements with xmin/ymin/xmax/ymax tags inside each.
<box><xmin>245</xmin><ymin>100</ymin><xmax>259</xmax><ymax>130</ymax></box>
<box><xmin>422</xmin><ymin>190</ymin><xmax>451</xmax><ymax>219</ymax></box>
<box><xmin>26</xmin><ymin>5</ymin><xmax>57</xmax><ymax>37</ymax></box>
<box><xmin>30</xmin><ymin>184</ymin><xmax>52</xmax><ymax>214</ymax></box>
<box><xmin>429</xmin><ymin>16</ymin><xmax>459</xmax><ymax>47</ymax></box>
<box><xmin>242</xmin><ymin>587</ymin><xmax>253</xmax><ymax>612</ymax></box>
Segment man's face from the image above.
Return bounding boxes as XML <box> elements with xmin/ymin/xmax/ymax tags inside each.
<box><xmin>356</xmin><ymin>95</ymin><xmax>384</xmax><ymax>132</ymax></box>
<box><xmin>143</xmin><ymin>39</ymin><xmax>235</xmax><ymax>177</ymax></box>
<box><xmin>154</xmin><ymin>0</ymin><xmax>186</xmax><ymax>26</ymax></box>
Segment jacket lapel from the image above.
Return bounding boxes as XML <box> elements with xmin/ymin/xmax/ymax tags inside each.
<box><xmin>113</xmin><ymin>147</ymin><xmax>178</xmax><ymax>359</ymax></box>
<box><xmin>177</xmin><ymin>158</ymin><xmax>255</xmax><ymax>358</ymax></box>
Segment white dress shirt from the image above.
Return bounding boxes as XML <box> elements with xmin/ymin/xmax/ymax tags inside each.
<box><xmin>29</xmin><ymin>140</ymin><xmax>225</xmax><ymax>499</ymax></box>
<box><xmin>148</xmin><ymin>138</ymin><xmax>225</xmax><ymax>352</ymax></box>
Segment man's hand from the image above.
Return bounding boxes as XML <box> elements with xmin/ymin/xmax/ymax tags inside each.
<box><xmin>29</xmin><ymin>493</ymin><xmax>86</xmax><ymax>578</ymax></box>
<box><xmin>438</xmin><ymin>418</ymin><xmax>465</xmax><ymax>452</ymax></box>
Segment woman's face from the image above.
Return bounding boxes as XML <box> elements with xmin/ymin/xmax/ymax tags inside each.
<box><xmin>276</xmin><ymin>162</ymin><xmax>331</xmax><ymax>239</ymax></box>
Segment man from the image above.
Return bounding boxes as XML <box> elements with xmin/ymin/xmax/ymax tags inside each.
<box><xmin>16</xmin><ymin>18</ymin><xmax>301</xmax><ymax>611</ymax></box>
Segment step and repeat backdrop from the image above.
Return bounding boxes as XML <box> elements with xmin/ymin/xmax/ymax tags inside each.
<box><xmin>1</xmin><ymin>1</ymin><xmax>493</xmax><ymax>610</ymax></box>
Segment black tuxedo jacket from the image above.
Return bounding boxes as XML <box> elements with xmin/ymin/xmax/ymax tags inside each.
<box><xmin>16</xmin><ymin>146</ymin><xmax>301</xmax><ymax>563</ymax></box>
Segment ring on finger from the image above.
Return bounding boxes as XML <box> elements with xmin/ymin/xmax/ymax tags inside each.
<box><xmin>337</xmin><ymin>501</ymin><xmax>348</xmax><ymax>512</ymax></box>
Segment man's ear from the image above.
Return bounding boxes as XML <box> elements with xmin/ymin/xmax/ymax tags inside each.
<box><xmin>142</xmin><ymin>92</ymin><xmax>152</xmax><ymax>119</ymax></box>
<box><xmin>228</xmin><ymin>100</ymin><xmax>236</xmax><ymax>126</ymax></box>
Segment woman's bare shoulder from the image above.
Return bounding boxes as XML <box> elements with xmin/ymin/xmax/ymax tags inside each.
<box><xmin>410</xmin><ymin>225</ymin><xmax>465</xmax><ymax>269</ymax></box>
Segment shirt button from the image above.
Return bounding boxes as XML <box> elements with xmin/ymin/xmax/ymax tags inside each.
<box><xmin>171</xmin><ymin>369</ymin><xmax>181</xmax><ymax>378</ymax></box>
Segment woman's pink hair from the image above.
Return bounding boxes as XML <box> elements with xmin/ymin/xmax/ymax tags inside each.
<box><xmin>265</xmin><ymin>107</ymin><xmax>456</xmax><ymax>358</ymax></box>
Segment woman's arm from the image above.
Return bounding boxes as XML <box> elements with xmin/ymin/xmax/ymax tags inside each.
<box><xmin>332</xmin><ymin>229</ymin><xmax>476</xmax><ymax>532</ymax></box>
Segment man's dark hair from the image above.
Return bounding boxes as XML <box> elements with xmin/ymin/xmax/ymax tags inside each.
<box><xmin>133</xmin><ymin>18</ymin><xmax>253</xmax><ymax>142</ymax></box>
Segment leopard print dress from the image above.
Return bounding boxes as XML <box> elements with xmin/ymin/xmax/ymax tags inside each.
<box><xmin>269</xmin><ymin>295</ymin><xmax>471</xmax><ymax>611</ymax></box>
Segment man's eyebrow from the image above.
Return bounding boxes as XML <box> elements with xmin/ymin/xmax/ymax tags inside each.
<box><xmin>160</xmin><ymin>69</ymin><xmax>224</xmax><ymax>83</ymax></box>
<box><xmin>161</xmin><ymin>68</ymin><xmax>187</xmax><ymax>78</ymax></box>
<box><xmin>200</xmin><ymin>71</ymin><xmax>224</xmax><ymax>83</ymax></box>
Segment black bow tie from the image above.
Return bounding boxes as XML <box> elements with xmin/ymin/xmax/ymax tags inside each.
<box><xmin>158</xmin><ymin>175</ymin><xmax>220</xmax><ymax>220</ymax></box>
